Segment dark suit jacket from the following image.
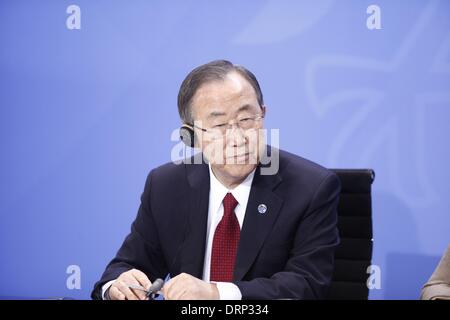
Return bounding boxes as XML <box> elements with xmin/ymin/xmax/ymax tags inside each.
<box><xmin>91</xmin><ymin>147</ymin><xmax>341</xmax><ymax>300</ymax></box>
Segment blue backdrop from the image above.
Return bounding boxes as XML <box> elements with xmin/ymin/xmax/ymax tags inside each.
<box><xmin>1</xmin><ymin>0</ymin><xmax>449</xmax><ymax>300</ymax></box>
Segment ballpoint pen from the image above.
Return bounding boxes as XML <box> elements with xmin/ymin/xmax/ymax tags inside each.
<box><xmin>127</xmin><ymin>278</ymin><xmax>164</xmax><ymax>300</ymax></box>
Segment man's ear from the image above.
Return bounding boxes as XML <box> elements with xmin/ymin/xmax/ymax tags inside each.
<box><xmin>193</xmin><ymin>131</ymin><xmax>200</xmax><ymax>149</ymax></box>
<box><xmin>261</xmin><ymin>105</ymin><xmax>267</xmax><ymax>117</ymax></box>
<box><xmin>193</xmin><ymin>127</ymin><xmax>204</xmax><ymax>150</ymax></box>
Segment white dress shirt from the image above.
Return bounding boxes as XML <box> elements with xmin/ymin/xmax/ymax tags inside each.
<box><xmin>102</xmin><ymin>164</ymin><xmax>255</xmax><ymax>300</ymax></box>
<box><xmin>202</xmin><ymin>164</ymin><xmax>255</xmax><ymax>299</ymax></box>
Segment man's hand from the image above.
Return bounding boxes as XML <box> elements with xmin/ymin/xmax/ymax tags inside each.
<box><xmin>107</xmin><ymin>269</ymin><xmax>151</xmax><ymax>300</ymax></box>
<box><xmin>162</xmin><ymin>273</ymin><xmax>219</xmax><ymax>300</ymax></box>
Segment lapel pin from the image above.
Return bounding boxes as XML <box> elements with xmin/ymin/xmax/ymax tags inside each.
<box><xmin>257</xmin><ymin>204</ymin><xmax>267</xmax><ymax>214</ymax></box>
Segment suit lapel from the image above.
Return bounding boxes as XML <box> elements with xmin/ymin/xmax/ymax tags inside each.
<box><xmin>178</xmin><ymin>161</ymin><xmax>210</xmax><ymax>279</ymax></box>
<box><xmin>234</xmin><ymin>165</ymin><xmax>283</xmax><ymax>281</ymax></box>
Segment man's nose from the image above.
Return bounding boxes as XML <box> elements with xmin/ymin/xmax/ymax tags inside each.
<box><xmin>227</xmin><ymin>127</ymin><xmax>247</xmax><ymax>147</ymax></box>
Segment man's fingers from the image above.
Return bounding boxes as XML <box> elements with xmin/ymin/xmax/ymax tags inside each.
<box><xmin>162</xmin><ymin>277</ymin><xmax>178</xmax><ymax>299</ymax></box>
<box><xmin>128</xmin><ymin>286</ymin><xmax>148</xmax><ymax>300</ymax></box>
<box><xmin>164</xmin><ymin>285</ymin><xmax>182</xmax><ymax>300</ymax></box>
<box><xmin>163</xmin><ymin>272</ymin><xmax>186</xmax><ymax>294</ymax></box>
<box><xmin>160</xmin><ymin>273</ymin><xmax>217</xmax><ymax>300</ymax></box>
<box><xmin>163</xmin><ymin>275</ymin><xmax>190</xmax><ymax>300</ymax></box>
<box><xmin>171</xmin><ymin>287</ymin><xmax>188</xmax><ymax>300</ymax></box>
<box><xmin>131</xmin><ymin>269</ymin><xmax>152</xmax><ymax>290</ymax></box>
<box><xmin>109</xmin><ymin>285</ymin><xmax>125</xmax><ymax>300</ymax></box>
<box><xmin>125</xmin><ymin>273</ymin><xmax>150</xmax><ymax>300</ymax></box>
<box><xmin>110</xmin><ymin>269</ymin><xmax>153</xmax><ymax>300</ymax></box>
<box><xmin>116</xmin><ymin>280</ymin><xmax>140</xmax><ymax>300</ymax></box>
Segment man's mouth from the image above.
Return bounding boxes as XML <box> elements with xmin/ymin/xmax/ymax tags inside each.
<box><xmin>225</xmin><ymin>152</ymin><xmax>253</xmax><ymax>164</ymax></box>
<box><xmin>228</xmin><ymin>152</ymin><xmax>249</xmax><ymax>158</ymax></box>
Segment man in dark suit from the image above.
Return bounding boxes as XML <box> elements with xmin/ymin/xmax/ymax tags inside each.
<box><xmin>92</xmin><ymin>60</ymin><xmax>340</xmax><ymax>300</ymax></box>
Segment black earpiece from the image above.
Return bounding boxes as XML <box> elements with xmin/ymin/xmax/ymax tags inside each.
<box><xmin>179</xmin><ymin>124</ymin><xmax>195</xmax><ymax>148</ymax></box>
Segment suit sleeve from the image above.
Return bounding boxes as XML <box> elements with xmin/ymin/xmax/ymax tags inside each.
<box><xmin>91</xmin><ymin>170</ymin><xmax>168</xmax><ymax>300</ymax></box>
<box><xmin>234</xmin><ymin>172</ymin><xmax>341</xmax><ymax>299</ymax></box>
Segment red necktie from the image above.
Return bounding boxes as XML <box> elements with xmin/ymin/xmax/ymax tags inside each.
<box><xmin>210</xmin><ymin>192</ymin><xmax>240</xmax><ymax>282</ymax></box>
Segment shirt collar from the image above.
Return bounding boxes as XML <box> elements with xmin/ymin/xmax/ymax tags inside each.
<box><xmin>208</xmin><ymin>164</ymin><xmax>256</xmax><ymax>211</ymax></box>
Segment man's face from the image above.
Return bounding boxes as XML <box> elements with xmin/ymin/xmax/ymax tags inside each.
<box><xmin>191</xmin><ymin>72</ymin><xmax>265</xmax><ymax>181</ymax></box>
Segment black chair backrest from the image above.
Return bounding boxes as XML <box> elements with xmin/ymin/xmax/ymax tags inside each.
<box><xmin>327</xmin><ymin>169</ymin><xmax>375</xmax><ymax>300</ymax></box>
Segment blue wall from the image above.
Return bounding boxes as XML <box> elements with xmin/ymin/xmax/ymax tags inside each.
<box><xmin>1</xmin><ymin>0</ymin><xmax>449</xmax><ymax>299</ymax></box>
